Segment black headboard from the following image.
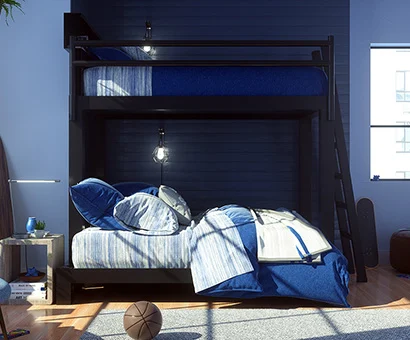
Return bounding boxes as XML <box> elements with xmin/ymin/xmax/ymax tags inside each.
<box><xmin>64</xmin><ymin>12</ymin><xmax>100</xmax><ymax>50</ymax></box>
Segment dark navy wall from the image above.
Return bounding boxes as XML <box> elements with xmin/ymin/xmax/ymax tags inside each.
<box><xmin>72</xmin><ymin>0</ymin><xmax>349</xmax><ymax>131</ymax></box>
<box><xmin>105</xmin><ymin>119</ymin><xmax>299</xmax><ymax>215</ymax></box>
<box><xmin>72</xmin><ymin>0</ymin><xmax>349</xmax><ymax>219</ymax></box>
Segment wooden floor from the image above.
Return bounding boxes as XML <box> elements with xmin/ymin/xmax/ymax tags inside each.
<box><xmin>2</xmin><ymin>265</ymin><xmax>410</xmax><ymax>340</ymax></box>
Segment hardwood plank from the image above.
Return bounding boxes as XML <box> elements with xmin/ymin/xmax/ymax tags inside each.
<box><xmin>2</xmin><ymin>266</ymin><xmax>410</xmax><ymax>339</ymax></box>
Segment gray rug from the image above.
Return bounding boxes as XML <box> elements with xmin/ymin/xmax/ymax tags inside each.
<box><xmin>81</xmin><ymin>308</ymin><xmax>410</xmax><ymax>339</ymax></box>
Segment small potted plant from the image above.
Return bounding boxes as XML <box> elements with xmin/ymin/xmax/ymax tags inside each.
<box><xmin>34</xmin><ymin>220</ymin><xmax>46</xmax><ymax>238</ymax></box>
<box><xmin>0</xmin><ymin>0</ymin><xmax>24</xmax><ymax>25</ymax></box>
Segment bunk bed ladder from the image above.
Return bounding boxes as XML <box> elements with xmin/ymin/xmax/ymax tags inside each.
<box><xmin>312</xmin><ymin>49</ymin><xmax>367</xmax><ymax>283</ymax></box>
<box><xmin>333</xmin><ymin>93</ymin><xmax>367</xmax><ymax>283</ymax></box>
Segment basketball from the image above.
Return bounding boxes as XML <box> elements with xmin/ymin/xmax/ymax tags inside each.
<box><xmin>123</xmin><ymin>301</ymin><xmax>163</xmax><ymax>340</ymax></box>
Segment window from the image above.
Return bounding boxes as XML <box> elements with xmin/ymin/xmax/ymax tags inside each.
<box><xmin>395</xmin><ymin>71</ymin><xmax>410</xmax><ymax>101</ymax></box>
<box><xmin>370</xmin><ymin>47</ymin><xmax>410</xmax><ymax>180</ymax></box>
<box><xmin>396</xmin><ymin>121</ymin><xmax>410</xmax><ymax>152</ymax></box>
<box><xmin>396</xmin><ymin>171</ymin><xmax>410</xmax><ymax>179</ymax></box>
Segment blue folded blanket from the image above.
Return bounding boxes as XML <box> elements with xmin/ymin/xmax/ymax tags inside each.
<box><xmin>198</xmin><ymin>205</ymin><xmax>350</xmax><ymax>307</ymax></box>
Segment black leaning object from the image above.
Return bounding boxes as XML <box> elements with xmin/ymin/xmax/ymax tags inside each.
<box><xmin>356</xmin><ymin>198</ymin><xmax>379</xmax><ymax>268</ymax></box>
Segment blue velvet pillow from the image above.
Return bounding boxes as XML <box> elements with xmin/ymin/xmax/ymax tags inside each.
<box><xmin>198</xmin><ymin>205</ymin><xmax>263</xmax><ymax>298</ymax></box>
<box><xmin>88</xmin><ymin>47</ymin><xmax>133</xmax><ymax>61</ymax></box>
<box><xmin>112</xmin><ymin>182</ymin><xmax>158</xmax><ymax>197</ymax></box>
<box><xmin>70</xmin><ymin>178</ymin><xmax>127</xmax><ymax>230</ymax></box>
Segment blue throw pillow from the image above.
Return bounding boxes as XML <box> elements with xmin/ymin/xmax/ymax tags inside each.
<box><xmin>112</xmin><ymin>182</ymin><xmax>158</xmax><ymax>197</ymax></box>
<box><xmin>88</xmin><ymin>47</ymin><xmax>133</xmax><ymax>61</ymax></box>
<box><xmin>70</xmin><ymin>178</ymin><xmax>127</xmax><ymax>230</ymax></box>
<box><xmin>198</xmin><ymin>205</ymin><xmax>263</xmax><ymax>298</ymax></box>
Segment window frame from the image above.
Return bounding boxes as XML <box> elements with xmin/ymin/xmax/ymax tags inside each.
<box><xmin>395</xmin><ymin>171</ymin><xmax>410</xmax><ymax>179</ymax></box>
<box><xmin>370</xmin><ymin>45</ymin><xmax>410</xmax><ymax>181</ymax></box>
<box><xmin>395</xmin><ymin>121</ymin><xmax>410</xmax><ymax>153</ymax></box>
<box><xmin>395</xmin><ymin>71</ymin><xmax>410</xmax><ymax>102</ymax></box>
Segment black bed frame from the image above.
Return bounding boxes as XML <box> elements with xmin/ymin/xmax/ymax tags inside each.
<box><xmin>56</xmin><ymin>13</ymin><xmax>366</xmax><ymax>304</ymax></box>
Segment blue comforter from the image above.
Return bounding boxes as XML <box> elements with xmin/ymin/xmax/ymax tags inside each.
<box><xmin>198</xmin><ymin>205</ymin><xmax>350</xmax><ymax>307</ymax></box>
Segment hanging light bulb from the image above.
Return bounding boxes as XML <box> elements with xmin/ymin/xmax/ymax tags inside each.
<box><xmin>153</xmin><ymin>128</ymin><xmax>169</xmax><ymax>163</ymax></box>
<box><xmin>143</xmin><ymin>21</ymin><xmax>154</xmax><ymax>55</ymax></box>
<box><xmin>155</xmin><ymin>146</ymin><xmax>166</xmax><ymax>160</ymax></box>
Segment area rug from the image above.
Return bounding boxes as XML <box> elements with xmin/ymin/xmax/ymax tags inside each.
<box><xmin>81</xmin><ymin>308</ymin><xmax>410</xmax><ymax>339</ymax></box>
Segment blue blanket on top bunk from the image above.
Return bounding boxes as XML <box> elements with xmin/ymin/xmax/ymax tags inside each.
<box><xmin>83</xmin><ymin>66</ymin><xmax>328</xmax><ymax>96</ymax></box>
<box><xmin>197</xmin><ymin>205</ymin><xmax>350</xmax><ymax>307</ymax></box>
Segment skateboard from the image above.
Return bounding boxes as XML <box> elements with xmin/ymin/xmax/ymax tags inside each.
<box><xmin>0</xmin><ymin>329</ymin><xmax>30</xmax><ymax>339</ymax></box>
<box><xmin>356</xmin><ymin>197</ymin><xmax>379</xmax><ymax>268</ymax></box>
<box><xmin>0</xmin><ymin>137</ymin><xmax>14</xmax><ymax>240</ymax></box>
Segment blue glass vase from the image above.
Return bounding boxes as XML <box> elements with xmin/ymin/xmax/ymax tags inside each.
<box><xmin>26</xmin><ymin>217</ymin><xmax>36</xmax><ymax>233</ymax></box>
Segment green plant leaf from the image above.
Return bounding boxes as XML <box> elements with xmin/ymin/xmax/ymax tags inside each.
<box><xmin>1</xmin><ymin>0</ymin><xmax>24</xmax><ymax>25</ymax></box>
<box><xmin>35</xmin><ymin>220</ymin><xmax>46</xmax><ymax>230</ymax></box>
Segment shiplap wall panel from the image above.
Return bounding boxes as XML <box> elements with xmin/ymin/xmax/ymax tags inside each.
<box><xmin>72</xmin><ymin>0</ymin><xmax>349</xmax><ymax>223</ymax></box>
<box><xmin>72</xmin><ymin>0</ymin><xmax>349</xmax><ymax>134</ymax></box>
<box><xmin>105</xmin><ymin>119</ymin><xmax>299</xmax><ymax>215</ymax></box>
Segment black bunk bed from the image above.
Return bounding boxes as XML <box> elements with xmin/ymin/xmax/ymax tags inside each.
<box><xmin>56</xmin><ymin>13</ymin><xmax>366</xmax><ymax>305</ymax></box>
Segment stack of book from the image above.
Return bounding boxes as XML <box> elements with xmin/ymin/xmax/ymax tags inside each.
<box><xmin>9</xmin><ymin>277</ymin><xmax>47</xmax><ymax>304</ymax></box>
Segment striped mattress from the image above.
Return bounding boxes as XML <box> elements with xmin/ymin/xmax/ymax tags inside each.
<box><xmin>83</xmin><ymin>66</ymin><xmax>328</xmax><ymax>96</ymax></box>
<box><xmin>72</xmin><ymin>227</ymin><xmax>192</xmax><ymax>269</ymax></box>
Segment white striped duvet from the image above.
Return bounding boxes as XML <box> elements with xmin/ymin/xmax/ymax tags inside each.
<box><xmin>72</xmin><ymin>227</ymin><xmax>192</xmax><ymax>269</ymax></box>
<box><xmin>190</xmin><ymin>209</ymin><xmax>254</xmax><ymax>293</ymax></box>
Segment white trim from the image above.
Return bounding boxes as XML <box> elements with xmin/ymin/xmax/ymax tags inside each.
<box><xmin>8</xmin><ymin>179</ymin><xmax>60</xmax><ymax>183</ymax></box>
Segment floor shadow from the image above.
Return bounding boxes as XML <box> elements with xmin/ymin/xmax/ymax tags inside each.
<box><xmin>73</xmin><ymin>283</ymin><xmax>335</xmax><ymax>309</ymax></box>
<box><xmin>156</xmin><ymin>332</ymin><xmax>202</xmax><ymax>339</ymax></box>
<box><xmin>81</xmin><ymin>331</ymin><xmax>202</xmax><ymax>340</ymax></box>
<box><xmin>308</xmin><ymin>325</ymin><xmax>410</xmax><ymax>339</ymax></box>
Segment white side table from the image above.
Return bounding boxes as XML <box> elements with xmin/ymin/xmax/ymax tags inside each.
<box><xmin>0</xmin><ymin>234</ymin><xmax>64</xmax><ymax>304</ymax></box>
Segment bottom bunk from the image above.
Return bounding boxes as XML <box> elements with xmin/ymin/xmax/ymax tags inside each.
<box><xmin>56</xmin><ymin>203</ymin><xmax>349</xmax><ymax>307</ymax></box>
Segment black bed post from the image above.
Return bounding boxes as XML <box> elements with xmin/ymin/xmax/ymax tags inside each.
<box><xmin>328</xmin><ymin>35</ymin><xmax>336</xmax><ymax>121</ymax></box>
<box><xmin>56</xmin><ymin>267</ymin><xmax>74</xmax><ymax>304</ymax></box>
<box><xmin>68</xmin><ymin>34</ymin><xmax>92</xmax><ymax>265</ymax></box>
<box><xmin>319</xmin><ymin>36</ymin><xmax>336</xmax><ymax>243</ymax></box>
<box><xmin>319</xmin><ymin>111</ymin><xmax>335</xmax><ymax>242</ymax></box>
<box><xmin>299</xmin><ymin>116</ymin><xmax>313</xmax><ymax>222</ymax></box>
<box><xmin>69</xmin><ymin>109</ymin><xmax>86</xmax><ymax>265</ymax></box>
<box><xmin>69</xmin><ymin>35</ymin><xmax>77</xmax><ymax>121</ymax></box>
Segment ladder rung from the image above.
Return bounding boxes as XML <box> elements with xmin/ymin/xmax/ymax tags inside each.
<box><xmin>339</xmin><ymin>230</ymin><xmax>352</xmax><ymax>239</ymax></box>
<box><xmin>335</xmin><ymin>201</ymin><xmax>347</xmax><ymax>209</ymax></box>
<box><xmin>335</xmin><ymin>172</ymin><xmax>343</xmax><ymax>179</ymax></box>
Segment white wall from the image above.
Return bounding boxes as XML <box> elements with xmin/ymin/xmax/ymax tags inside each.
<box><xmin>0</xmin><ymin>0</ymin><xmax>70</xmax><ymax>269</ymax></box>
<box><xmin>351</xmin><ymin>0</ymin><xmax>410</xmax><ymax>264</ymax></box>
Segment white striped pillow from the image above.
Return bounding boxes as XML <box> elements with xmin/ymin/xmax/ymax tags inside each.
<box><xmin>158</xmin><ymin>185</ymin><xmax>192</xmax><ymax>225</ymax></box>
<box><xmin>113</xmin><ymin>192</ymin><xmax>179</xmax><ymax>235</ymax></box>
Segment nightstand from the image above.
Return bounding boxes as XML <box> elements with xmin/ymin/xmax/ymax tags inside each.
<box><xmin>0</xmin><ymin>234</ymin><xmax>64</xmax><ymax>304</ymax></box>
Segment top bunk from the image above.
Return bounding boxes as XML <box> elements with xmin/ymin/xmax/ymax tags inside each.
<box><xmin>65</xmin><ymin>13</ymin><xmax>336</xmax><ymax>122</ymax></box>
